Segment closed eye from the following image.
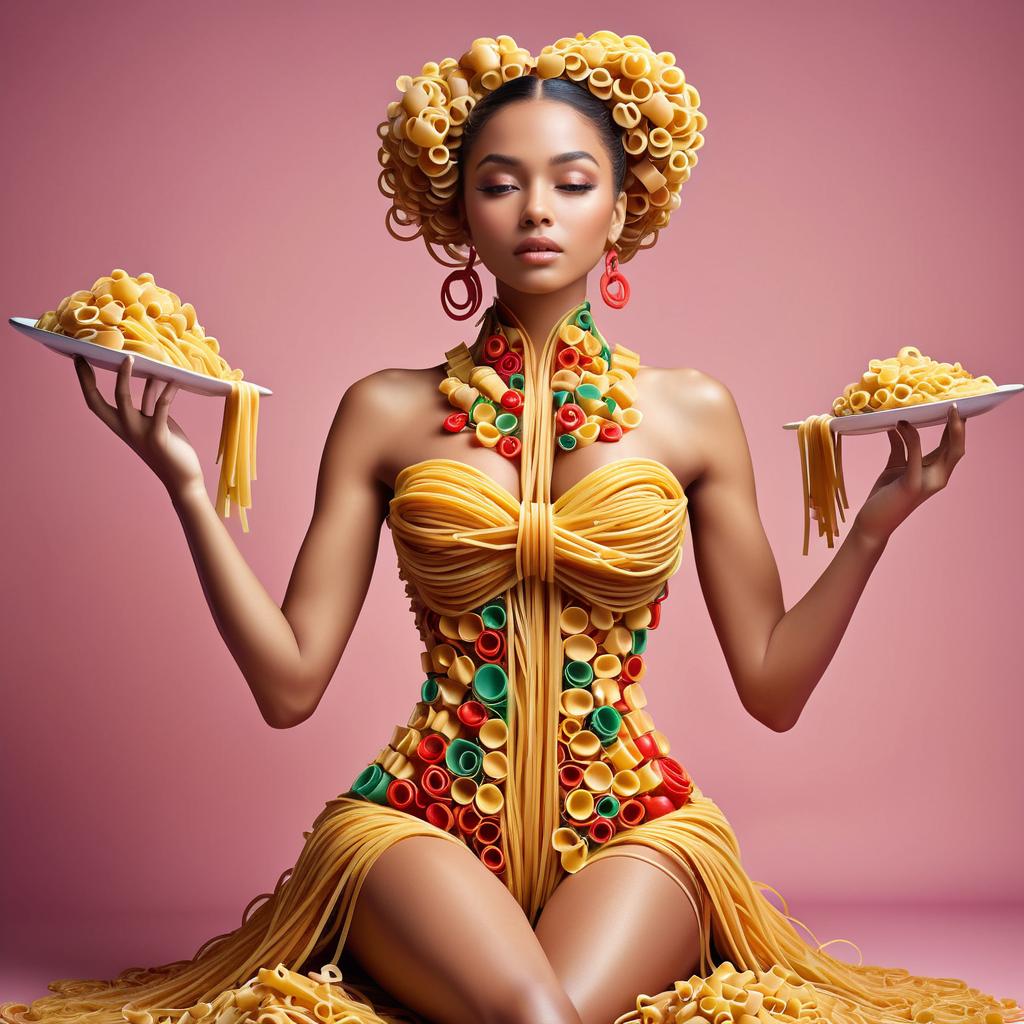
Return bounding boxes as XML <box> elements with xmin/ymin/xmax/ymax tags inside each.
<box><xmin>479</xmin><ymin>184</ymin><xmax>596</xmax><ymax>194</ymax></box>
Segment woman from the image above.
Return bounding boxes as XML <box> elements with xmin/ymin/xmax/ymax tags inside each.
<box><xmin>3</xmin><ymin>31</ymin><xmax>1019</xmax><ymax>1024</ymax></box>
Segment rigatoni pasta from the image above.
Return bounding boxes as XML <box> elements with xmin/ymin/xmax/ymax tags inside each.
<box><xmin>830</xmin><ymin>345</ymin><xmax>997</xmax><ymax>418</ymax></box>
<box><xmin>797</xmin><ymin>346</ymin><xmax>998</xmax><ymax>554</ymax></box>
<box><xmin>37</xmin><ymin>269</ymin><xmax>260</xmax><ymax>532</ymax></box>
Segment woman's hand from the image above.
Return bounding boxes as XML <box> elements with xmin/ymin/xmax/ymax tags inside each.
<box><xmin>74</xmin><ymin>352</ymin><xmax>205</xmax><ymax>499</ymax></box>
<box><xmin>853</xmin><ymin>404</ymin><xmax>967</xmax><ymax>545</ymax></box>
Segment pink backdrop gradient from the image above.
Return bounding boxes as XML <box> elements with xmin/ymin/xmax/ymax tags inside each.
<box><xmin>2</xmin><ymin>0</ymin><xmax>1022</xmax><ymax>998</ymax></box>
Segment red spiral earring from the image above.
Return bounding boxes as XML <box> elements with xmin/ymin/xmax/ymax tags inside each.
<box><xmin>441</xmin><ymin>244</ymin><xmax>483</xmax><ymax>321</ymax></box>
<box><xmin>600</xmin><ymin>247</ymin><xmax>630</xmax><ymax>309</ymax></box>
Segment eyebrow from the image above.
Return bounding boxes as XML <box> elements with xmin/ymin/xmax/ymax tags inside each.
<box><xmin>474</xmin><ymin>150</ymin><xmax>599</xmax><ymax>171</ymax></box>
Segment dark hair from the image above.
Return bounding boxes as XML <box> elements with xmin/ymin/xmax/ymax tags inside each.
<box><xmin>457</xmin><ymin>76</ymin><xmax>627</xmax><ymax>197</ymax></box>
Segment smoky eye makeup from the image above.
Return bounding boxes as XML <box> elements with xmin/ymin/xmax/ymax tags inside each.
<box><xmin>477</xmin><ymin>177</ymin><xmax>598</xmax><ymax>194</ymax></box>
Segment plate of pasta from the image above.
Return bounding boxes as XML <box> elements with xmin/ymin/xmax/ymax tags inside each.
<box><xmin>784</xmin><ymin>345</ymin><xmax>1020</xmax><ymax>555</ymax></box>
<box><xmin>782</xmin><ymin>383</ymin><xmax>1021</xmax><ymax>435</ymax></box>
<box><xmin>8</xmin><ymin>316</ymin><xmax>272</xmax><ymax>399</ymax></box>
<box><xmin>10</xmin><ymin>269</ymin><xmax>270</xmax><ymax>533</ymax></box>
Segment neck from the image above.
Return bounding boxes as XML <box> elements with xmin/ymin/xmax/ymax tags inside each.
<box><xmin>493</xmin><ymin>281</ymin><xmax>588</xmax><ymax>353</ymax></box>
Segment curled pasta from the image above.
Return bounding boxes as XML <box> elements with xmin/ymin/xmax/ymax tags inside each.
<box><xmin>377</xmin><ymin>31</ymin><xmax>707</xmax><ymax>268</ymax></box>
<box><xmin>37</xmin><ymin>269</ymin><xmax>261</xmax><ymax>533</ymax></box>
<box><xmin>796</xmin><ymin>346</ymin><xmax>998</xmax><ymax>555</ymax></box>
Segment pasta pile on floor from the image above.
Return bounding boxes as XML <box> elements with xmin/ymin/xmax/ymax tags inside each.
<box><xmin>37</xmin><ymin>269</ymin><xmax>260</xmax><ymax>532</ymax></box>
<box><xmin>612</xmin><ymin>955</ymin><xmax>1023</xmax><ymax>1024</ymax></box>
<box><xmin>796</xmin><ymin>346</ymin><xmax>998</xmax><ymax>555</ymax></box>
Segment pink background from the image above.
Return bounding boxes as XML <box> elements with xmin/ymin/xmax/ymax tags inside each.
<box><xmin>2</xmin><ymin>0</ymin><xmax>1022</xmax><ymax>1000</ymax></box>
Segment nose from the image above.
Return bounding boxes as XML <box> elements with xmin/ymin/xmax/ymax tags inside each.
<box><xmin>519</xmin><ymin>180</ymin><xmax>554</xmax><ymax>230</ymax></box>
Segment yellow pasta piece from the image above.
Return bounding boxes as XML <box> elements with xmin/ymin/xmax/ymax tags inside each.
<box><xmin>38</xmin><ymin>269</ymin><xmax>261</xmax><ymax>533</ymax></box>
<box><xmin>796</xmin><ymin>346</ymin><xmax>997</xmax><ymax>554</ymax></box>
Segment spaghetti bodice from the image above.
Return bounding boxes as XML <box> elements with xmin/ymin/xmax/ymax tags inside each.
<box><xmin>348</xmin><ymin>295</ymin><xmax>696</xmax><ymax>922</ymax></box>
<box><xmin>388</xmin><ymin>456</ymin><xmax>687</xmax><ymax>615</ymax></box>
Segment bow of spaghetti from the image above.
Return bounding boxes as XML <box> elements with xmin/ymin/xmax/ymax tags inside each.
<box><xmin>797</xmin><ymin>345</ymin><xmax>997</xmax><ymax>555</ymax></box>
<box><xmin>37</xmin><ymin>268</ymin><xmax>260</xmax><ymax>532</ymax></box>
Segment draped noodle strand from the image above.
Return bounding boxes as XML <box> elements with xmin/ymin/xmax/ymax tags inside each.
<box><xmin>498</xmin><ymin>297</ymin><xmax>589</xmax><ymax>920</ymax></box>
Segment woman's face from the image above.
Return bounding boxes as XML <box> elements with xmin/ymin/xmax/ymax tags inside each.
<box><xmin>459</xmin><ymin>98</ymin><xmax>627</xmax><ymax>295</ymax></box>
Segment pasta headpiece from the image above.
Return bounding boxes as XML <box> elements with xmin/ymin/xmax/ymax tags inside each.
<box><xmin>377</xmin><ymin>31</ymin><xmax>707</xmax><ymax>267</ymax></box>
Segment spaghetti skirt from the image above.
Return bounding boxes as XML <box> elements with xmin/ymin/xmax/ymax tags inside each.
<box><xmin>2</xmin><ymin>783</ymin><xmax>1021</xmax><ymax>1024</ymax></box>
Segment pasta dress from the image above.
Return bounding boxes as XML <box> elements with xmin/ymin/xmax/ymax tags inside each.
<box><xmin>3</xmin><ymin>297</ymin><xmax>1021</xmax><ymax>1024</ymax></box>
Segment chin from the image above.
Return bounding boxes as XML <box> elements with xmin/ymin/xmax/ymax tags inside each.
<box><xmin>506</xmin><ymin>262</ymin><xmax>575</xmax><ymax>281</ymax></box>
<box><xmin>511</xmin><ymin>276</ymin><xmax>572</xmax><ymax>295</ymax></box>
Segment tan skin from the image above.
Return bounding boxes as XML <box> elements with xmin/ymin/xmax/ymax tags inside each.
<box><xmin>71</xmin><ymin>95</ymin><xmax>967</xmax><ymax>1024</ymax></box>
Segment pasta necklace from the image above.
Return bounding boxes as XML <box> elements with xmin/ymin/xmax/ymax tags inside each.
<box><xmin>437</xmin><ymin>295</ymin><xmax>644</xmax><ymax>462</ymax></box>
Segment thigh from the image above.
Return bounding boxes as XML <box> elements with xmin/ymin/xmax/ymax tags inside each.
<box><xmin>533</xmin><ymin>844</ymin><xmax>704</xmax><ymax>1024</ymax></box>
<box><xmin>343</xmin><ymin>833</ymin><xmax>582</xmax><ymax>1024</ymax></box>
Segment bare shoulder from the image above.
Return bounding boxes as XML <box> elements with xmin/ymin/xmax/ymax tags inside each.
<box><xmin>645</xmin><ymin>364</ymin><xmax>736</xmax><ymax>410</ymax></box>
<box><xmin>640</xmin><ymin>365</ymin><xmax>745</xmax><ymax>488</ymax></box>
<box><xmin>332</xmin><ymin>361</ymin><xmax>447</xmax><ymax>486</ymax></box>
<box><xmin>340</xmin><ymin>362</ymin><xmax>442</xmax><ymax>414</ymax></box>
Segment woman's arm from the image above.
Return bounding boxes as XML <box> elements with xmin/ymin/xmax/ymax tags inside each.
<box><xmin>166</xmin><ymin>373</ymin><xmax>392</xmax><ymax>729</ymax></box>
<box><xmin>677</xmin><ymin>371</ymin><xmax>964</xmax><ymax>732</ymax></box>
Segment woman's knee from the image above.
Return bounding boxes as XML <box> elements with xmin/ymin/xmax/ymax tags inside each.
<box><xmin>532</xmin><ymin>846</ymin><xmax>705</xmax><ymax>1024</ymax></box>
<box><xmin>344</xmin><ymin>833</ymin><xmax>580</xmax><ymax>1024</ymax></box>
<box><xmin>477</xmin><ymin>985</ymin><xmax>582</xmax><ymax>1024</ymax></box>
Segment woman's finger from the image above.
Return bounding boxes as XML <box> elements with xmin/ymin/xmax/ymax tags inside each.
<box><xmin>922</xmin><ymin>410</ymin><xmax>953</xmax><ymax>467</ymax></box>
<box><xmin>113</xmin><ymin>354</ymin><xmax>140</xmax><ymax>437</ymax></box>
<box><xmin>885</xmin><ymin>428</ymin><xmax>906</xmax><ymax>469</ymax></box>
<box><xmin>141</xmin><ymin>374</ymin><xmax>159</xmax><ymax>417</ymax></box>
<box><xmin>74</xmin><ymin>355</ymin><xmax>123</xmax><ymax>438</ymax></box>
<box><xmin>945</xmin><ymin>403</ymin><xmax>966</xmax><ymax>468</ymax></box>
<box><xmin>153</xmin><ymin>380</ymin><xmax>179</xmax><ymax>432</ymax></box>
<box><xmin>897</xmin><ymin>419</ymin><xmax>922</xmax><ymax>491</ymax></box>
<box><xmin>922</xmin><ymin>407</ymin><xmax>967</xmax><ymax>490</ymax></box>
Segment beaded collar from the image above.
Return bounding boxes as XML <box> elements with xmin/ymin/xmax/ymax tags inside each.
<box><xmin>438</xmin><ymin>296</ymin><xmax>643</xmax><ymax>461</ymax></box>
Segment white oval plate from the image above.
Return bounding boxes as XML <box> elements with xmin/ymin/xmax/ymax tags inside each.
<box><xmin>9</xmin><ymin>316</ymin><xmax>272</xmax><ymax>398</ymax></box>
<box><xmin>782</xmin><ymin>383</ymin><xmax>1021</xmax><ymax>435</ymax></box>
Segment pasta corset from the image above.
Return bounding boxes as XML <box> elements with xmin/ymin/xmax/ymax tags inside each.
<box><xmin>354</xmin><ymin>297</ymin><xmax>695</xmax><ymax>921</ymax></box>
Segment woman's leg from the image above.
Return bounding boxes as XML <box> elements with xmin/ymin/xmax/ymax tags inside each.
<box><xmin>533</xmin><ymin>844</ymin><xmax>704</xmax><ymax>1024</ymax></box>
<box><xmin>343</xmin><ymin>834</ymin><xmax>583</xmax><ymax>1024</ymax></box>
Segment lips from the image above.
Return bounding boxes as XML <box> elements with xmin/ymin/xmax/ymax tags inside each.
<box><xmin>514</xmin><ymin>237</ymin><xmax>562</xmax><ymax>254</ymax></box>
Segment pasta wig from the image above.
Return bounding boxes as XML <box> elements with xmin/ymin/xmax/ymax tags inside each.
<box><xmin>376</xmin><ymin>31</ymin><xmax>707</xmax><ymax>270</ymax></box>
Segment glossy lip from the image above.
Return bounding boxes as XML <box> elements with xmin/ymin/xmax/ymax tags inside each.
<box><xmin>516</xmin><ymin>250</ymin><xmax>561</xmax><ymax>263</ymax></box>
<box><xmin>513</xmin><ymin>235</ymin><xmax>563</xmax><ymax>254</ymax></box>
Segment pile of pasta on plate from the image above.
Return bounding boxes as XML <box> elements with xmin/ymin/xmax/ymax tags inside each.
<box><xmin>795</xmin><ymin>345</ymin><xmax>997</xmax><ymax>555</ymax></box>
<box><xmin>38</xmin><ymin>268</ymin><xmax>261</xmax><ymax>532</ymax></box>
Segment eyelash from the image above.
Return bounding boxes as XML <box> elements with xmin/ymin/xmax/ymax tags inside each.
<box><xmin>479</xmin><ymin>183</ymin><xmax>596</xmax><ymax>194</ymax></box>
